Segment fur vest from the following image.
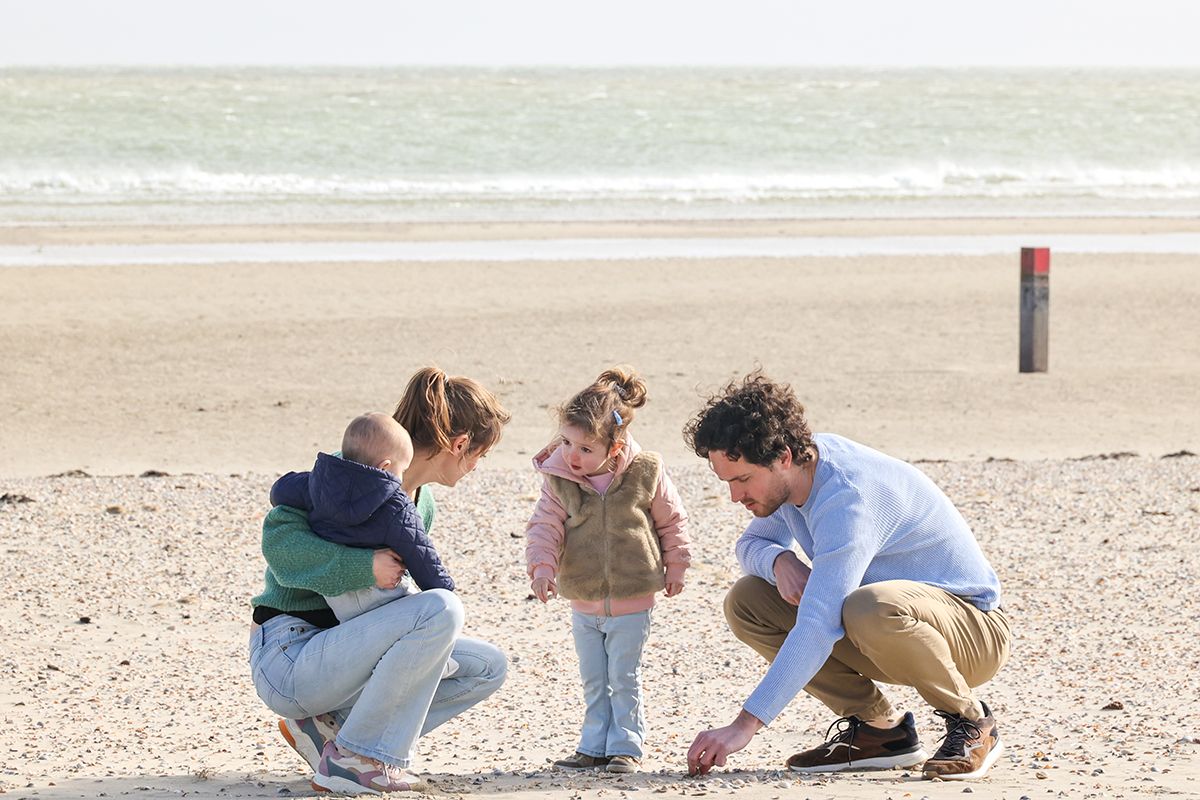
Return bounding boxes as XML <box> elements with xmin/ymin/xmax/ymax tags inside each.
<box><xmin>548</xmin><ymin>451</ymin><xmax>666</xmax><ymax>601</ymax></box>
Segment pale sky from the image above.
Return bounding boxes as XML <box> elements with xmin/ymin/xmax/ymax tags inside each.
<box><xmin>3</xmin><ymin>0</ymin><xmax>1200</xmax><ymax>68</ymax></box>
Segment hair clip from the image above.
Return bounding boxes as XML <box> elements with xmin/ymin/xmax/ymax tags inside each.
<box><xmin>612</xmin><ymin>410</ymin><xmax>624</xmax><ymax>426</ymax></box>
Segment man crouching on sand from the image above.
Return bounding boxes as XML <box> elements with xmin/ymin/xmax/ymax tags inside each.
<box><xmin>684</xmin><ymin>373</ymin><xmax>1011</xmax><ymax>781</ymax></box>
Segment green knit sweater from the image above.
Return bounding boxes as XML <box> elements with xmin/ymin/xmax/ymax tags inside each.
<box><xmin>251</xmin><ymin>487</ymin><xmax>437</xmax><ymax>612</ymax></box>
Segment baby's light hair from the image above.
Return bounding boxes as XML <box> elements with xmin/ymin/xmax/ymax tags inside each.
<box><xmin>342</xmin><ymin>412</ymin><xmax>413</xmax><ymax>469</ymax></box>
<box><xmin>558</xmin><ymin>366</ymin><xmax>648</xmax><ymax>445</ymax></box>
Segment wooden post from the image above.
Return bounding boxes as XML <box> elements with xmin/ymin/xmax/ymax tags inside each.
<box><xmin>1019</xmin><ymin>247</ymin><xmax>1050</xmax><ymax>373</ymax></box>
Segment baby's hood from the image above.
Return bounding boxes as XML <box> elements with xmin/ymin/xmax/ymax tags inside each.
<box><xmin>308</xmin><ymin>451</ymin><xmax>400</xmax><ymax>527</ymax></box>
<box><xmin>531</xmin><ymin>435</ymin><xmax>643</xmax><ymax>486</ymax></box>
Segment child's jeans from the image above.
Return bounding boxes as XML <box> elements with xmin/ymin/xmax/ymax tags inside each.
<box><xmin>571</xmin><ymin>609</ymin><xmax>652</xmax><ymax>759</ymax></box>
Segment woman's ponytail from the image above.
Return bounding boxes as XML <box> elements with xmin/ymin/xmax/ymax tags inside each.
<box><xmin>395</xmin><ymin>366</ymin><xmax>511</xmax><ymax>457</ymax></box>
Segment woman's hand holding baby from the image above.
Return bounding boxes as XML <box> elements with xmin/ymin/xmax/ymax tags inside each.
<box><xmin>531</xmin><ymin>576</ymin><xmax>558</xmax><ymax>603</ymax></box>
<box><xmin>665</xmin><ymin>581</ymin><xmax>684</xmax><ymax>597</ymax></box>
<box><xmin>373</xmin><ymin>549</ymin><xmax>408</xmax><ymax>589</ymax></box>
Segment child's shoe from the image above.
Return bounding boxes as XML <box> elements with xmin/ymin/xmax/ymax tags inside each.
<box><xmin>606</xmin><ymin>755</ymin><xmax>641</xmax><ymax>773</ymax></box>
<box><xmin>553</xmin><ymin>751</ymin><xmax>611</xmax><ymax>770</ymax></box>
<box><xmin>311</xmin><ymin>740</ymin><xmax>422</xmax><ymax>794</ymax></box>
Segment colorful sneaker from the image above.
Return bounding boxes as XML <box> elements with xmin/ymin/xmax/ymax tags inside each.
<box><xmin>605</xmin><ymin>755</ymin><xmax>641</xmax><ymax>773</ymax></box>
<box><xmin>311</xmin><ymin>741</ymin><xmax>422</xmax><ymax>795</ymax></box>
<box><xmin>786</xmin><ymin>712</ymin><xmax>928</xmax><ymax>773</ymax></box>
<box><xmin>922</xmin><ymin>702</ymin><xmax>1003</xmax><ymax>781</ymax></box>
<box><xmin>552</xmin><ymin>751</ymin><xmax>611</xmax><ymax>770</ymax></box>
<box><xmin>278</xmin><ymin>714</ymin><xmax>340</xmax><ymax>772</ymax></box>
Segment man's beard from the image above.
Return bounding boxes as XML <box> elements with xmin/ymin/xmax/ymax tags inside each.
<box><xmin>748</xmin><ymin>478</ymin><xmax>791</xmax><ymax>517</ymax></box>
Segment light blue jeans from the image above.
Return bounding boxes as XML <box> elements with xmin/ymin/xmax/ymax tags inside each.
<box><xmin>248</xmin><ymin>589</ymin><xmax>507</xmax><ymax>768</ymax></box>
<box><xmin>572</xmin><ymin>609</ymin><xmax>652</xmax><ymax>759</ymax></box>
<box><xmin>325</xmin><ymin>575</ymin><xmax>417</xmax><ymax>622</ymax></box>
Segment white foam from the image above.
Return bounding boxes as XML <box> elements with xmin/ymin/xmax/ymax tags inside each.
<box><xmin>3</xmin><ymin>164</ymin><xmax>1200</xmax><ymax>202</ymax></box>
<box><xmin>4</xmin><ymin>233</ymin><xmax>1200</xmax><ymax>268</ymax></box>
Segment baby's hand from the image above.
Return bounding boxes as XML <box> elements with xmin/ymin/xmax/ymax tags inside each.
<box><xmin>665</xmin><ymin>581</ymin><xmax>684</xmax><ymax>598</ymax></box>
<box><xmin>531</xmin><ymin>577</ymin><xmax>558</xmax><ymax>603</ymax></box>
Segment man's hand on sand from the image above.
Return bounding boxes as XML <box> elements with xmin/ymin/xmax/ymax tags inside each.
<box><xmin>687</xmin><ymin>710</ymin><xmax>763</xmax><ymax>776</ymax></box>
<box><xmin>772</xmin><ymin>550</ymin><xmax>811</xmax><ymax>606</ymax></box>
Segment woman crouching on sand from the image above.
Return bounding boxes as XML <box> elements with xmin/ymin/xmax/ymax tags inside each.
<box><xmin>249</xmin><ymin>367</ymin><xmax>511</xmax><ymax>794</ymax></box>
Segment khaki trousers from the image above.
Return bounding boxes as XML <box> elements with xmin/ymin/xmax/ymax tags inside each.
<box><xmin>724</xmin><ymin>576</ymin><xmax>1011</xmax><ymax>721</ymax></box>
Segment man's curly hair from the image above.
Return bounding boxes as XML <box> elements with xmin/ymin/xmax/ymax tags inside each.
<box><xmin>683</xmin><ymin>372</ymin><xmax>815</xmax><ymax>466</ymax></box>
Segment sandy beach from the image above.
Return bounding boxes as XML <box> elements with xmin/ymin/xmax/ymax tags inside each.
<box><xmin>2</xmin><ymin>217</ymin><xmax>1199</xmax><ymax>799</ymax></box>
<box><xmin>2</xmin><ymin>218</ymin><xmax>1198</xmax><ymax>478</ymax></box>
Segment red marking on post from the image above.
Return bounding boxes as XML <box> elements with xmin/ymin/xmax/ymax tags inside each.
<box><xmin>1021</xmin><ymin>247</ymin><xmax>1050</xmax><ymax>275</ymax></box>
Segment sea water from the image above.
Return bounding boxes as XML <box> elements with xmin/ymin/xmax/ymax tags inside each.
<box><xmin>2</xmin><ymin>67</ymin><xmax>1198</xmax><ymax>225</ymax></box>
<box><xmin>6</xmin><ymin>233</ymin><xmax>1200</xmax><ymax>268</ymax></box>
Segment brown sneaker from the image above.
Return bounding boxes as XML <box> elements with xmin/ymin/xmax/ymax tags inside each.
<box><xmin>553</xmin><ymin>751</ymin><xmax>611</xmax><ymax>770</ymax></box>
<box><xmin>605</xmin><ymin>755</ymin><xmax>641</xmax><ymax>773</ymax></box>
<box><xmin>921</xmin><ymin>702</ymin><xmax>1003</xmax><ymax>781</ymax></box>
<box><xmin>786</xmin><ymin>712</ymin><xmax>928</xmax><ymax>773</ymax></box>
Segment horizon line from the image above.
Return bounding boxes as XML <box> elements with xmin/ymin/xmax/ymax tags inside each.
<box><xmin>4</xmin><ymin>62</ymin><xmax>1200</xmax><ymax>71</ymax></box>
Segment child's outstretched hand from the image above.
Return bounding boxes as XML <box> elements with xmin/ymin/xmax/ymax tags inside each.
<box><xmin>531</xmin><ymin>576</ymin><xmax>558</xmax><ymax>603</ymax></box>
<box><xmin>665</xmin><ymin>581</ymin><xmax>684</xmax><ymax>597</ymax></box>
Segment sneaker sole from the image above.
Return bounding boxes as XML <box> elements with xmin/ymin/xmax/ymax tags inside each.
<box><xmin>923</xmin><ymin>738</ymin><xmax>1004</xmax><ymax>781</ymax></box>
<box><xmin>311</xmin><ymin>759</ymin><xmax>424</xmax><ymax>795</ymax></box>
<box><xmin>278</xmin><ymin>719</ymin><xmax>322</xmax><ymax>773</ymax></box>
<box><xmin>789</xmin><ymin>748</ymin><xmax>930</xmax><ymax>774</ymax></box>
<box><xmin>311</xmin><ymin>773</ymin><xmax>382</xmax><ymax>795</ymax></box>
<box><xmin>313</xmin><ymin>772</ymin><xmax>426</xmax><ymax>795</ymax></box>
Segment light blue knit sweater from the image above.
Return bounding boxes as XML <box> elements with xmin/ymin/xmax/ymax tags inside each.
<box><xmin>738</xmin><ymin>433</ymin><xmax>1002</xmax><ymax>725</ymax></box>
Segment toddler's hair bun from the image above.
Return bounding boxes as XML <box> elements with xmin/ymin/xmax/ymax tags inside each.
<box><xmin>597</xmin><ymin>366</ymin><xmax>647</xmax><ymax>409</ymax></box>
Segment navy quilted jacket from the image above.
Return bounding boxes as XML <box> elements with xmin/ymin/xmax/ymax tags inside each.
<box><xmin>270</xmin><ymin>452</ymin><xmax>455</xmax><ymax>593</ymax></box>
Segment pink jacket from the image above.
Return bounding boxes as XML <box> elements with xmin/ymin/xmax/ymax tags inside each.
<box><xmin>525</xmin><ymin>435</ymin><xmax>691</xmax><ymax>616</ymax></box>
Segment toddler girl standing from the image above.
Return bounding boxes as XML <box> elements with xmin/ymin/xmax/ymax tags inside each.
<box><xmin>525</xmin><ymin>367</ymin><xmax>691</xmax><ymax>773</ymax></box>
